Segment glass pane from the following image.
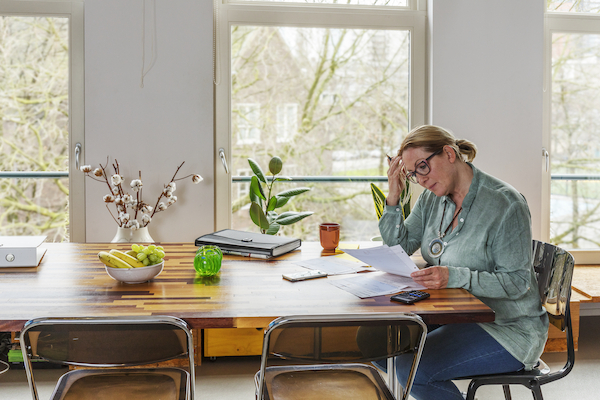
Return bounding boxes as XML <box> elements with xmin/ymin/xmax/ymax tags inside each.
<box><xmin>230</xmin><ymin>25</ymin><xmax>409</xmax><ymax>241</ymax></box>
<box><xmin>551</xmin><ymin>33</ymin><xmax>600</xmax><ymax>249</ymax></box>
<box><xmin>233</xmin><ymin>0</ymin><xmax>408</xmax><ymax>6</ymax></box>
<box><xmin>547</xmin><ymin>0</ymin><xmax>600</xmax><ymax>13</ymax></box>
<box><xmin>0</xmin><ymin>16</ymin><xmax>70</xmax><ymax>241</ymax></box>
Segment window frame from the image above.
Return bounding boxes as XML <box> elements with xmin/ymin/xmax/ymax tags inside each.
<box><xmin>214</xmin><ymin>0</ymin><xmax>427</xmax><ymax>230</ymax></box>
<box><xmin>0</xmin><ymin>0</ymin><xmax>84</xmax><ymax>242</ymax></box>
<box><xmin>544</xmin><ymin>11</ymin><xmax>600</xmax><ymax>263</ymax></box>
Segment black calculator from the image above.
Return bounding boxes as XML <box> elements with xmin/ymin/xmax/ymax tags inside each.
<box><xmin>390</xmin><ymin>290</ymin><xmax>430</xmax><ymax>304</ymax></box>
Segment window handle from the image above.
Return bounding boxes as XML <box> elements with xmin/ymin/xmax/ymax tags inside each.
<box><xmin>542</xmin><ymin>148</ymin><xmax>549</xmax><ymax>172</ymax></box>
<box><xmin>75</xmin><ymin>143</ymin><xmax>82</xmax><ymax>170</ymax></box>
<box><xmin>219</xmin><ymin>148</ymin><xmax>229</xmax><ymax>174</ymax></box>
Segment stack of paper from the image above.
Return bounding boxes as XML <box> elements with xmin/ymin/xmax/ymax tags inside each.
<box><xmin>328</xmin><ymin>245</ymin><xmax>425</xmax><ymax>298</ymax></box>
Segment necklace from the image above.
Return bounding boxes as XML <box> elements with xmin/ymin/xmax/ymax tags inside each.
<box><xmin>428</xmin><ymin>203</ymin><xmax>462</xmax><ymax>259</ymax></box>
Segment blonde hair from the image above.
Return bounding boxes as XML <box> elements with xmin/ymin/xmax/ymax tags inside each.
<box><xmin>398</xmin><ymin>125</ymin><xmax>477</xmax><ymax>163</ymax></box>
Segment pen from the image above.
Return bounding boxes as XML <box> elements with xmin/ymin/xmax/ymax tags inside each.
<box><xmin>221</xmin><ymin>250</ymin><xmax>272</xmax><ymax>259</ymax></box>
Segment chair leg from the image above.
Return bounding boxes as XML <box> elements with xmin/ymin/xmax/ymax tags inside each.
<box><xmin>530</xmin><ymin>384</ymin><xmax>544</xmax><ymax>400</ymax></box>
<box><xmin>502</xmin><ymin>384</ymin><xmax>512</xmax><ymax>400</ymax></box>
<box><xmin>465</xmin><ymin>381</ymin><xmax>480</xmax><ymax>400</ymax></box>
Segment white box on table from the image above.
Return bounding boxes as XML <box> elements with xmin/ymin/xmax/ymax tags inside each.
<box><xmin>0</xmin><ymin>236</ymin><xmax>47</xmax><ymax>267</ymax></box>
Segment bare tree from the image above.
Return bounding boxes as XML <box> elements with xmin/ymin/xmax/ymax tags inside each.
<box><xmin>0</xmin><ymin>16</ymin><xmax>70</xmax><ymax>241</ymax></box>
<box><xmin>551</xmin><ymin>32</ymin><xmax>600</xmax><ymax>248</ymax></box>
<box><xmin>230</xmin><ymin>25</ymin><xmax>410</xmax><ymax>240</ymax></box>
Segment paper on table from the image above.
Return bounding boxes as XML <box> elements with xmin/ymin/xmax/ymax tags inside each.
<box><xmin>294</xmin><ymin>256</ymin><xmax>373</xmax><ymax>275</ymax></box>
<box><xmin>342</xmin><ymin>245</ymin><xmax>420</xmax><ymax>277</ymax></box>
<box><xmin>329</xmin><ymin>272</ymin><xmax>426</xmax><ymax>299</ymax></box>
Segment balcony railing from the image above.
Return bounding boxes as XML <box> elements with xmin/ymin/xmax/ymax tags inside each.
<box><xmin>2</xmin><ymin>172</ymin><xmax>598</xmax><ymax>182</ymax></box>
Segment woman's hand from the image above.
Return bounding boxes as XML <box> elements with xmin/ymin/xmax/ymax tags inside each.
<box><xmin>410</xmin><ymin>266</ymin><xmax>449</xmax><ymax>289</ymax></box>
<box><xmin>386</xmin><ymin>155</ymin><xmax>407</xmax><ymax>206</ymax></box>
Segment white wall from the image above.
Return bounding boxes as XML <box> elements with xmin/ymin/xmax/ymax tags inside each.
<box><xmin>83</xmin><ymin>0</ymin><xmax>214</xmax><ymax>242</ymax></box>
<box><xmin>428</xmin><ymin>0</ymin><xmax>544</xmax><ymax>239</ymax></box>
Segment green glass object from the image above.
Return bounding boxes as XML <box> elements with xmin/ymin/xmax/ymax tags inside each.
<box><xmin>194</xmin><ymin>245</ymin><xmax>223</xmax><ymax>276</ymax></box>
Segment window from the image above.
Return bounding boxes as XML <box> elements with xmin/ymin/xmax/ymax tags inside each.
<box><xmin>233</xmin><ymin>0</ymin><xmax>409</xmax><ymax>5</ymax></box>
<box><xmin>548</xmin><ymin>0</ymin><xmax>600</xmax><ymax>13</ymax></box>
<box><xmin>215</xmin><ymin>0</ymin><xmax>426</xmax><ymax>241</ymax></box>
<box><xmin>235</xmin><ymin>103</ymin><xmax>261</xmax><ymax>144</ymax></box>
<box><xmin>0</xmin><ymin>1</ymin><xmax>84</xmax><ymax>242</ymax></box>
<box><xmin>236</xmin><ymin>168</ymin><xmax>252</xmax><ymax>199</ymax></box>
<box><xmin>276</xmin><ymin>103</ymin><xmax>298</xmax><ymax>143</ymax></box>
<box><xmin>546</xmin><ymin>2</ymin><xmax>600</xmax><ymax>260</ymax></box>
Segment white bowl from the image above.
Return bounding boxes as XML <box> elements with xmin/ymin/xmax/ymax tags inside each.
<box><xmin>105</xmin><ymin>261</ymin><xmax>164</xmax><ymax>284</ymax></box>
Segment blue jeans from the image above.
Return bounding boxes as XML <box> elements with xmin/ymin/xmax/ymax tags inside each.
<box><xmin>383</xmin><ymin>323</ymin><xmax>524</xmax><ymax>400</ymax></box>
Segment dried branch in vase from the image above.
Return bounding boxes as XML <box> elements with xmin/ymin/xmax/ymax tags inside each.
<box><xmin>80</xmin><ymin>158</ymin><xmax>203</xmax><ymax>229</ymax></box>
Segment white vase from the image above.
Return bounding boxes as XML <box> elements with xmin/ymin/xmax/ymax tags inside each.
<box><xmin>111</xmin><ymin>226</ymin><xmax>155</xmax><ymax>243</ymax></box>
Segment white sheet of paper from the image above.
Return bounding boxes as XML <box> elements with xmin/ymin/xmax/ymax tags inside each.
<box><xmin>329</xmin><ymin>274</ymin><xmax>402</xmax><ymax>298</ymax></box>
<box><xmin>294</xmin><ymin>256</ymin><xmax>372</xmax><ymax>275</ymax></box>
<box><xmin>342</xmin><ymin>245</ymin><xmax>420</xmax><ymax>277</ymax></box>
<box><xmin>329</xmin><ymin>272</ymin><xmax>426</xmax><ymax>299</ymax></box>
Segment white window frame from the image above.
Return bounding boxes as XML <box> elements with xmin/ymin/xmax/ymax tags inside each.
<box><xmin>544</xmin><ymin>11</ymin><xmax>600</xmax><ymax>263</ymax></box>
<box><xmin>0</xmin><ymin>0</ymin><xmax>84</xmax><ymax>241</ymax></box>
<box><xmin>214</xmin><ymin>0</ymin><xmax>427</xmax><ymax>230</ymax></box>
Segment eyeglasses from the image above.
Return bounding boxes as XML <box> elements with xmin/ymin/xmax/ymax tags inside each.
<box><xmin>405</xmin><ymin>149</ymin><xmax>442</xmax><ymax>184</ymax></box>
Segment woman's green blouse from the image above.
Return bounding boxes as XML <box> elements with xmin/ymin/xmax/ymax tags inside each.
<box><xmin>379</xmin><ymin>163</ymin><xmax>549</xmax><ymax>370</ymax></box>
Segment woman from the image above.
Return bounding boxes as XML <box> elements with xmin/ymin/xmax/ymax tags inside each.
<box><xmin>380</xmin><ymin>125</ymin><xmax>548</xmax><ymax>400</ymax></box>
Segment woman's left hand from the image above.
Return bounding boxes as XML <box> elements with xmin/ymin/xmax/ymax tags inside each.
<box><xmin>410</xmin><ymin>266</ymin><xmax>449</xmax><ymax>289</ymax></box>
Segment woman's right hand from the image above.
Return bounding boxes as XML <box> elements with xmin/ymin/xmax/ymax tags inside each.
<box><xmin>386</xmin><ymin>155</ymin><xmax>407</xmax><ymax>206</ymax></box>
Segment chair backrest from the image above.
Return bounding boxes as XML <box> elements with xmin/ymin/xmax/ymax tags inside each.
<box><xmin>531</xmin><ymin>240</ymin><xmax>575</xmax><ymax>382</ymax></box>
<box><xmin>20</xmin><ymin>316</ymin><xmax>195</xmax><ymax>400</ymax></box>
<box><xmin>532</xmin><ymin>240</ymin><xmax>575</xmax><ymax>331</ymax></box>
<box><xmin>257</xmin><ymin>312</ymin><xmax>427</xmax><ymax>399</ymax></box>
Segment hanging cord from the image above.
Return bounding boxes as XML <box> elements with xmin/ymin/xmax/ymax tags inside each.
<box><xmin>213</xmin><ymin>0</ymin><xmax>221</xmax><ymax>85</ymax></box>
<box><xmin>141</xmin><ymin>0</ymin><xmax>158</xmax><ymax>88</ymax></box>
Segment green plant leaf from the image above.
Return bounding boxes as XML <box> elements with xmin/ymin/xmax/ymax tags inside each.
<box><xmin>275</xmin><ymin>211</ymin><xmax>296</xmax><ymax>219</ymax></box>
<box><xmin>250</xmin><ymin>175</ymin><xmax>266</xmax><ymax>200</ymax></box>
<box><xmin>250</xmin><ymin>201</ymin><xmax>270</xmax><ymax>230</ymax></box>
<box><xmin>266</xmin><ymin>196</ymin><xmax>278</xmax><ymax>212</ymax></box>
<box><xmin>370</xmin><ymin>183</ymin><xmax>387</xmax><ymax>220</ymax></box>
<box><xmin>401</xmin><ymin>182</ymin><xmax>412</xmax><ymax>219</ymax></box>
<box><xmin>266</xmin><ymin>211</ymin><xmax>278</xmax><ymax>224</ymax></box>
<box><xmin>275</xmin><ymin>211</ymin><xmax>314</xmax><ymax>225</ymax></box>
<box><xmin>275</xmin><ymin>195</ymin><xmax>290</xmax><ymax>208</ymax></box>
<box><xmin>268</xmin><ymin>156</ymin><xmax>283</xmax><ymax>175</ymax></box>
<box><xmin>276</xmin><ymin>187</ymin><xmax>311</xmax><ymax>198</ymax></box>
<box><xmin>275</xmin><ymin>176</ymin><xmax>292</xmax><ymax>181</ymax></box>
<box><xmin>248</xmin><ymin>158</ymin><xmax>267</xmax><ymax>183</ymax></box>
<box><xmin>266</xmin><ymin>223</ymin><xmax>280</xmax><ymax>235</ymax></box>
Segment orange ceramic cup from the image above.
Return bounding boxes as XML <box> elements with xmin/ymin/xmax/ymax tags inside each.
<box><xmin>319</xmin><ymin>223</ymin><xmax>340</xmax><ymax>251</ymax></box>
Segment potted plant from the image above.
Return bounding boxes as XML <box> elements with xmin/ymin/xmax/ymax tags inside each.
<box><xmin>247</xmin><ymin>156</ymin><xmax>313</xmax><ymax>235</ymax></box>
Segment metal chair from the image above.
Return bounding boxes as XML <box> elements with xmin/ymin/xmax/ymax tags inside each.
<box><xmin>20</xmin><ymin>316</ymin><xmax>195</xmax><ymax>400</ymax></box>
<box><xmin>461</xmin><ymin>240</ymin><xmax>575</xmax><ymax>400</ymax></box>
<box><xmin>254</xmin><ymin>312</ymin><xmax>427</xmax><ymax>400</ymax></box>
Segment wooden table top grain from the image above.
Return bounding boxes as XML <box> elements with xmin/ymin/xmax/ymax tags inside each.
<box><xmin>0</xmin><ymin>242</ymin><xmax>494</xmax><ymax>331</ymax></box>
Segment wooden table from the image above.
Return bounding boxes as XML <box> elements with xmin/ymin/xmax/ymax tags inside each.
<box><xmin>0</xmin><ymin>242</ymin><xmax>494</xmax><ymax>333</ymax></box>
